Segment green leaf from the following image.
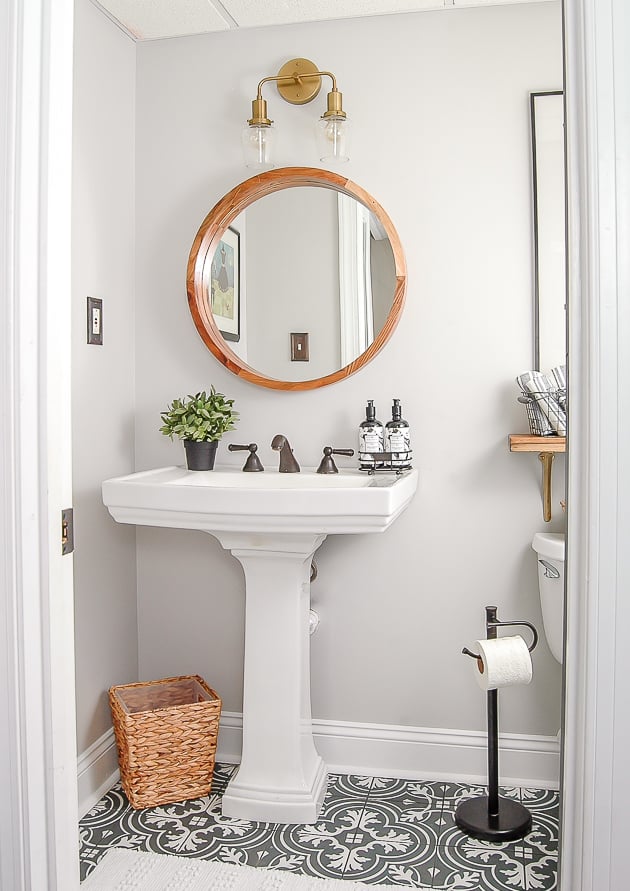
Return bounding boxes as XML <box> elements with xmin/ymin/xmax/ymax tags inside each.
<box><xmin>159</xmin><ymin>386</ymin><xmax>238</xmax><ymax>441</ymax></box>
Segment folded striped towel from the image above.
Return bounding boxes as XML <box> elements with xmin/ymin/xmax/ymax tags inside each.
<box><xmin>516</xmin><ymin>368</ymin><xmax>566</xmax><ymax>435</ymax></box>
<box><xmin>549</xmin><ymin>364</ymin><xmax>567</xmax><ymax>410</ymax></box>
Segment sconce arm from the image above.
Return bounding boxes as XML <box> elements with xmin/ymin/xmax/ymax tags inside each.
<box><xmin>248</xmin><ymin>59</ymin><xmax>345</xmax><ymax>124</ymax></box>
<box><xmin>256</xmin><ymin>69</ymin><xmax>338</xmax><ymax>100</ymax></box>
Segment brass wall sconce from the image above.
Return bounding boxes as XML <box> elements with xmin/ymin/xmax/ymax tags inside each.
<box><xmin>242</xmin><ymin>58</ymin><xmax>351</xmax><ymax>169</ymax></box>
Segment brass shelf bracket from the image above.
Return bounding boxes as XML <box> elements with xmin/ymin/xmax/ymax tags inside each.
<box><xmin>508</xmin><ymin>435</ymin><xmax>566</xmax><ymax>523</ymax></box>
<box><xmin>539</xmin><ymin>451</ymin><xmax>555</xmax><ymax>522</ymax></box>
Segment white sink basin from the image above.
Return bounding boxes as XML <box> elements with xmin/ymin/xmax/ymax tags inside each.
<box><xmin>102</xmin><ymin>462</ymin><xmax>418</xmax><ymax>824</ymax></box>
<box><xmin>102</xmin><ymin>464</ymin><xmax>418</xmax><ymax>535</ymax></box>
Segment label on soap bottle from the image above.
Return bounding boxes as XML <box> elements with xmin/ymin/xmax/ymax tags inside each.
<box><xmin>359</xmin><ymin>426</ymin><xmax>384</xmax><ymax>454</ymax></box>
<box><xmin>386</xmin><ymin>427</ymin><xmax>410</xmax><ymax>453</ymax></box>
<box><xmin>386</xmin><ymin>426</ymin><xmax>411</xmax><ymax>467</ymax></box>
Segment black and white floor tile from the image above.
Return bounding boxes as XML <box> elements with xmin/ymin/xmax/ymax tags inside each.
<box><xmin>79</xmin><ymin>765</ymin><xmax>559</xmax><ymax>889</ymax></box>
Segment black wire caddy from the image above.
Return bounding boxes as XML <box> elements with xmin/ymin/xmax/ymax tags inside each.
<box><xmin>358</xmin><ymin>451</ymin><xmax>413</xmax><ymax>474</ymax></box>
<box><xmin>458</xmin><ymin>606</ymin><xmax>539</xmax><ymax>841</ymax></box>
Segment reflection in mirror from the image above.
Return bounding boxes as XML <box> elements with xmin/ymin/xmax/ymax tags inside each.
<box><xmin>531</xmin><ymin>91</ymin><xmax>566</xmax><ymax>371</ymax></box>
<box><xmin>205</xmin><ymin>227</ymin><xmax>240</xmax><ymax>342</ymax></box>
<box><xmin>187</xmin><ymin>168</ymin><xmax>406</xmax><ymax>391</ymax></box>
<box><xmin>214</xmin><ymin>188</ymin><xmax>396</xmax><ymax>382</ymax></box>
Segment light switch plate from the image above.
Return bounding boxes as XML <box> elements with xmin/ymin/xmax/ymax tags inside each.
<box><xmin>87</xmin><ymin>296</ymin><xmax>103</xmax><ymax>345</ymax></box>
<box><xmin>290</xmin><ymin>332</ymin><xmax>309</xmax><ymax>361</ymax></box>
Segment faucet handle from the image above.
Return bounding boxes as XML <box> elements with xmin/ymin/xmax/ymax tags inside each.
<box><xmin>316</xmin><ymin>447</ymin><xmax>355</xmax><ymax>474</ymax></box>
<box><xmin>228</xmin><ymin>443</ymin><xmax>264</xmax><ymax>472</ymax></box>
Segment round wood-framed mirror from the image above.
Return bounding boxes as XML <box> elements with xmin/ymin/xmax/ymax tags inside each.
<box><xmin>186</xmin><ymin>167</ymin><xmax>407</xmax><ymax>390</ymax></box>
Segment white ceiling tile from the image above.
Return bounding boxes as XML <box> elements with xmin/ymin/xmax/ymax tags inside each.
<box><xmin>92</xmin><ymin>0</ymin><xmax>549</xmax><ymax>41</ymax></box>
<box><xmin>95</xmin><ymin>0</ymin><xmax>232</xmax><ymax>40</ymax></box>
<box><xmin>219</xmin><ymin>0</ymin><xmax>444</xmax><ymax>29</ymax></box>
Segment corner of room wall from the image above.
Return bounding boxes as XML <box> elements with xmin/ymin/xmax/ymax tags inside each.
<box><xmin>72</xmin><ymin>0</ymin><xmax>138</xmax><ymax>805</ymax></box>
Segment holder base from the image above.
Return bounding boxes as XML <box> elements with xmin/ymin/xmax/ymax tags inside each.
<box><xmin>455</xmin><ymin>796</ymin><xmax>532</xmax><ymax>842</ymax></box>
<box><xmin>277</xmin><ymin>58</ymin><xmax>321</xmax><ymax>105</ymax></box>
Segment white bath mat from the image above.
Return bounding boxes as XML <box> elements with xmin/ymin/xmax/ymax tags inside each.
<box><xmin>82</xmin><ymin>848</ymin><xmax>428</xmax><ymax>889</ymax></box>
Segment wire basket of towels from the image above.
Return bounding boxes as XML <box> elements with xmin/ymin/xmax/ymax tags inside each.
<box><xmin>518</xmin><ymin>389</ymin><xmax>567</xmax><ymax>436</ymax></box>
<box><xmin>516</xmin><ymin>368</ymin><xmax>567</xmax><ymax>436</ymax></box>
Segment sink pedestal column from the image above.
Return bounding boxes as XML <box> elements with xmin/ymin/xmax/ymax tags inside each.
<box><xmin>213</xmin><ymin>532</ymin><xmax>328</xmax><ymax>824</ymax></box>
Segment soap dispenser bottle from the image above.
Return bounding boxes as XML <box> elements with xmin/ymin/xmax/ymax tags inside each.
<box><xmin>358</xmin><ymin>400</ymin><xmax>385</xmax><ymax>469</ymax></box>
<box><xmin>385</xmin><ymin>399</ymin><xmax>412</xmax><ymax>468</ymax></box>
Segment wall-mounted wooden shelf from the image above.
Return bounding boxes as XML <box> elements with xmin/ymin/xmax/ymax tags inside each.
<box><xmin>509</xmin><ymin>434</ymin><xmax>566</xmax><ymax>522</ymax></box>
<box><xmin>508</xmin><ymin>435</ymin><xmax>566</xmax><ymax>453</ymax></box>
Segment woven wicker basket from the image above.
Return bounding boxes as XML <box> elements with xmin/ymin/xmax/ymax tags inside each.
<box><xmin>109</xmin><ymin>675</ymin><xmax>221</xmax><ymax>809</ymax></box>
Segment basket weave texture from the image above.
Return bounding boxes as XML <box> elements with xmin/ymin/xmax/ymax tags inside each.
<box><xmin>109</xmin><ymin>675</ymin><xmax>221</xmax><ymax>810</ymax></box>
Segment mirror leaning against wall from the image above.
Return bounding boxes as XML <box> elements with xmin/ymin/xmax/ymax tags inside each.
<box><xmin>186</xmin><ymin>168</ymin><xmax>407</xmax><ymax>390</ymax></box>
<box><xmin>531</xmin><ymin>91</ymin><xmax>566</xmax><ymax>372</ymax></box>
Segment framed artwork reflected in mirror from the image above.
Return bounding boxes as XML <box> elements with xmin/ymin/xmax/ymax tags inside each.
<box><xmin>208</xmin><ymin>226</ymin><xmax>240</xmax><ymax>342</ymax></box>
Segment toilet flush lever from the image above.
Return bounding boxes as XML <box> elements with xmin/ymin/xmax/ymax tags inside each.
<box><xmin>539</xmin><ymin>559</ymin><xmax>560</xmax><ymax>579</ymax></box>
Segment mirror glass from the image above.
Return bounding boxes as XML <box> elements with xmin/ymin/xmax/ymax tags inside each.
<box><xmin>187</xmin><ymin>168</ymin><xmax>406</xmax><ymax>391</ymax></box>
<box><xmin>531</xmin><ymin>91</ymin><xmax>566</xmax><ymax>371</ymax></box>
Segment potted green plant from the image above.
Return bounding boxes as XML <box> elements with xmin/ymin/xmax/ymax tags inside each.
<box><xmin>159</xmin><ymin>388</ymin><xmax>239</xmax><ymax>470</ymax></box>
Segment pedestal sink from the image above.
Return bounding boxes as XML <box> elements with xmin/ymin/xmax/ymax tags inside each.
<box><xmin>102</xmin><ymin>465</ymin><xmax>418</xmax><ymax>823</ymax></box>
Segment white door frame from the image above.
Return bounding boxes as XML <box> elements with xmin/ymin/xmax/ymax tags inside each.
<box><xmin>561</xmin><ymin>1</ymin><xmax>630</xmax><ymax>889</ymax></box>
<box><xmin>0</xmin><ymin>0</ymin><xmax>78</xmax><ymax>888</ymax></box>
<box><xmin>1</xmin><ymin>0</ymin><xmax>628</xmax><ymax>888</ymax></box>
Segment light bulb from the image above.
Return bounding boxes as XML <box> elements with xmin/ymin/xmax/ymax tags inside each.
<box><xmin>316</xmin><ymin>116</ymin><xmax>351</xmax><ymax>163</ymax></box>
<box><xmin>241</xmin><ymin>123</ymin><xmax>275</xmax><ymax>170</ymax></box>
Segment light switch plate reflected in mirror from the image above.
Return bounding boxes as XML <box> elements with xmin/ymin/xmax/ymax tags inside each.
<box><xmin>291</xmin><ymin>332</ymin><xmax>309</xmax><ymax>362</ymax></box>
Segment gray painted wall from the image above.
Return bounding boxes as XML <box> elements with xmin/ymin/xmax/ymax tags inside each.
<box><xmin>132</xmin><ymin>2</ymin><xmax>565</xmax><ymax>741</ymax></box>
<box><xmin>72</xmin><ymin>0</ymin><xmax>138</xmax><ymax>755</ymax></box>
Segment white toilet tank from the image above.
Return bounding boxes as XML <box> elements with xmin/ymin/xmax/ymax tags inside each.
<box><xmin>531</xmin><ymin>532</ymin><xmax>565</xmax><ymax>664</ymax></box>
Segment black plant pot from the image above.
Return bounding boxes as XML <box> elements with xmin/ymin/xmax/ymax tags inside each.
<box><xmin>183</xmin><ymin>439</ymin><xmax>218</xmax><ymax>471</ymax></box>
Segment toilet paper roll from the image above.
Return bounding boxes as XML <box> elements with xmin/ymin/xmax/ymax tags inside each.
<box><xmin>473</xmin><ymin>635</ymin><xmax>533</xmax><ymax>691</ymax></box>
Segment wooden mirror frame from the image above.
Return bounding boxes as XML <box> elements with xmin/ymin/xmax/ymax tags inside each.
<box><xmin>186</xmin><ymin>167</ymin><xmax>407</xmax><ymax>391</ymax></box>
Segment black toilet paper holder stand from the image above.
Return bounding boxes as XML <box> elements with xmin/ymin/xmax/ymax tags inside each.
<box><xmin>457</xmin><ymin>605</ymin><xmax>539</xmax><ymax>842</ymax></box>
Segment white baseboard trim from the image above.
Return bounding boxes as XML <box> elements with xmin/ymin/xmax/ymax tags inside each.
<box><xmin>77</xmin><ymin>714</ymin><xmax>560</xmax><ymax>816</ymax></box>
<box><xmin>77</xmin><ymin>727</ymin><xmax>120</xmax><ymax>818</ymax></box>
<box><xmin>217</xmin><ymin>712</ymin><xmax>560</xmax><ymax>790</ymax></box>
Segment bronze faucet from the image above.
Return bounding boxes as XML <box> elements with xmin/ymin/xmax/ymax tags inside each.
<box><xmin>271</xmin><ymin>434</ymin><xmax>300</xmax><ymax>473</ymax></box>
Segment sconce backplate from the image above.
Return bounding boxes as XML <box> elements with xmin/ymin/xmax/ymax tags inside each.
<box><xmin>276</xmin><ymin>58</ymin><xmax>321</xmax><ymax>106</ymax></box>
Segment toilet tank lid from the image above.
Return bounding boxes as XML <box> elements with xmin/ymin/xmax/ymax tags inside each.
<box><xmin>532</xmin><ymin>531</ymin><xmax>565</xmax><ymax>560</ymax></box>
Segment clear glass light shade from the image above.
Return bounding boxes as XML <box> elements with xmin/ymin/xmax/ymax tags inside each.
<box><xmin>316</xmin><ymin>116</ymin><xmax>351</xmax><ymax>163</ymax></box>
<box><xmin>242</xmin><ymin>123</ymin><xmax>275</xmax><ymax>169</ymax></box>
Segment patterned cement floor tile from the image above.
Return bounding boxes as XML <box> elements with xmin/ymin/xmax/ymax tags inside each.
<box><xmin>431</xmin><ymin>837</ymin><xmax>528</xmax><ymax>891</ymax></box>
<box><xmin>80</xmin><ymin>781</ymin><xmax>277</xmax><ymax>880</ymax></box>
<box><xmin>520</xmin><ymin>811</ymin><xmax>559</xmax><ymax>891</ymax></box>
<box><xmin>439</xmin><ymin>784</ymin><xmax>523</xmax><ymax>847</ymax></box>
<box><xmin>326</xmin><ymin>773</ymin><xmax>376</xmax><ymax>801</ymax></box>
<box><xmin>519</xmin><ymin>788</ymin><xmax>560</xmax><ymax>816</ymax></box>
<box><xmin>79</xmin><ymin>767</ymin><xmax>559</xmax><ymax>889</ymax></box>
<box><xmin>363</xmin><ymin>778</ymin><xmax>446</xmax><ymax>836</ymax></box>
<box><xmin>209</xmin><ymin>761</ymin><xmax>238</xmax><ymax>794</ymax></box>
<box><xmin>335</xmin><ymin>800</ymin><xmax>440</xmax><ymax>885</ymax></box>
<box><xmin>256</xmin><ymin>773</ymin><xmax>376</xmax><ymax>880</ymax></box>
<box><xmin>362</xmin><ymin>776</ymin><xmax>445</xmax><ymax>802</ymax></box>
